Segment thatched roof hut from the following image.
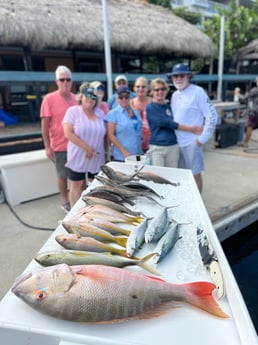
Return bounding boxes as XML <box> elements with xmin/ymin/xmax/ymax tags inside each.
<box><xmin>235</xmin><ymin>39</ymin><xmax>258</xmax><ymax>61</ymax></box>
<box><xmin>0</xmin><ymin>0</ymin><xmax>214</xmax><ymax>58</ymax></box>
<box><xmin>234</xmin><ymin>39</ymin><xmax>258</xmax><ymax>73</ymax></box>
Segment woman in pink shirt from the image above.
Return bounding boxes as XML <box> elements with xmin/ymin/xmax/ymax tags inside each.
<box><xmin>63</xmin><ymin>84</ymin><xmax>107</xmax><ymax>207</ymax></box>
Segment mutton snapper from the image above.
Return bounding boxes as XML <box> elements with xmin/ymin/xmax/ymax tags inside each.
<box><xmin>12</xmin><ymin>264</ymin><xmax>229</xmax><ymax>323</ymax></box>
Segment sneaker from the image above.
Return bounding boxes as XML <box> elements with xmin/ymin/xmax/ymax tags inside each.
<box><xmin>61</xmin><ymin>201</ymin><xmax>70</xmax><ymax>213</ymax></box>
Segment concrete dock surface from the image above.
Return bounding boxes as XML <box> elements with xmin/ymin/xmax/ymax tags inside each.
<box><xmin>1</xmin><ymin>132</ymin><xmax>258</xmax><ymax>300</ymax></box>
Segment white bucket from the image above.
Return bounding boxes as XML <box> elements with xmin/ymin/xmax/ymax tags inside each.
<box><xmin>125</xmin><ymin>154</ymin><xmax>150</xmax><ymax>165</ymax></box>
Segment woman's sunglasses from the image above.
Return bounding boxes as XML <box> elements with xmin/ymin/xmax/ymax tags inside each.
<box><xmin>85</xmin><ymin>93</ymin><xmax>97</xmax><ymax>100</ymax></box>
<box><xmin>118</xmin><ymin>94</ymin><xmax>130</xmax><ymax>100</ymax></box>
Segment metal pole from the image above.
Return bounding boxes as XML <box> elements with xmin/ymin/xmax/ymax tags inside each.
<box><xmin>217</xmin><ymin>16</ymin><xmax>225</xmax><ymax>101</ymax></box>
<box><xmin>102</xmin><ymin>0</ymin><xmax>113</xmax><ymax>99</ymax></box>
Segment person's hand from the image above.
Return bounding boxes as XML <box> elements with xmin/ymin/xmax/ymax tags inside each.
<box><xmin>45</xmin><ymin>147</ymin><xmax>55</xmax><ymax>162</ymax></box>
<box><xmin>196</xmin><ymin>138</ymin><xmax>202</xmax><ymax>146</ymax></box>
<box><xmin>85</xmin><ymin>147</ymin><xmax>95</xmax><ymax>159</ymax></box>
<box><xmin>122</xmin><ymin>149</ymin><xmax>130</xmax><ymax>158</ymax></box>
<box><xmin>191</xmin><ymin>126</ymin><xmax>203</xmax><ymax>135</ymax></box>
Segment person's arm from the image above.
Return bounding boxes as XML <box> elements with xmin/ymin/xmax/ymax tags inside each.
<box><xmin>178</xmin><ymin>123</ymin><xmax>203</xmax><ymax>135</ymax></box>
<box><xmin>63</xmin><ymin>122</ymin><xmax>95</xmax><ymax>159</ymax></box>
<box><xmin>41</xmin><ymin>117</ymin><xmax>54</xmax><ymax>161</ymax></box>
<box><xmin>106</xmin><ymin>122</ymin><xmax>130</xmax><ymax>158</ymax></box>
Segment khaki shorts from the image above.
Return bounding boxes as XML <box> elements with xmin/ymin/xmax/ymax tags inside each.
<box><xmin>149</xmin><ymin>144</ymin><xmax>179</xmax><ymax>168</ymax></box>
<box><xmin>54</xmin><ymin>151</ymin><xmax>68</xmax><ymax>179</ymax></box>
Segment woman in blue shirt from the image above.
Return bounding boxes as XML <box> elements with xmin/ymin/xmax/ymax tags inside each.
<box><xmin>146</xmin><ymin>78</ymin><xmax>202</xmax><ymax>168</ymax></box>
<box><xmin>105</xmin><ymin>86</ymin><xmax>143</xmax><ymax>161</ymax></box>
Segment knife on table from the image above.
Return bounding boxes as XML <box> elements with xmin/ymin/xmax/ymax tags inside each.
<box><xmin>196</xmin><ymin>227</ymin><xmax>225</xmax><ymax>299</ymax></box>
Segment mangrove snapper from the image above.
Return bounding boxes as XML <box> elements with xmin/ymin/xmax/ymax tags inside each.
<box><xmin>12</xmin><ymin>264</ymin><xmax>229</xmax><ymax>323</ymax></box>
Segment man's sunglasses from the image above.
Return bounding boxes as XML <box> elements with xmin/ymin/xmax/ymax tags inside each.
<box><xmin>118</xmin><ymin>94</ymin><xmax>130</xmax><ymax>100</ymax></box>
<box><xmin>58</xmin><ymin>78</ymin><xmax>72</xmax><ymax>82</ymax></box>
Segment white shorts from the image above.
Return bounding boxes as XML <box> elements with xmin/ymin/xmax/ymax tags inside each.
<box><xmin>149</xmin><ymin>144</ymin><xmax>179</xmax><ymax>168</ymax></box>
<box><xmin>178</xmin><ymin>141</ymin><xmax>204</xmax><ymax>175</ymax></box>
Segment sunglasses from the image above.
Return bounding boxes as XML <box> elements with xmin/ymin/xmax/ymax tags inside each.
<box><xmin>84</xmin><ymin>93</ymin><xmax>97</xmax><ymax>100</ymax></box>
<box><xmin>135</xmin><ymin>85</ymin><xmax>146</xmax><ymax>89</ymax></box>
<box><xmin>118</xmin><ymin>94</ymin><xmax>130</xmax><ymax>100</ymax></box>
<box><xmin>58</xmin><ymin>78</ymin><xmax>72</xmax><ymax>82</ymax></box>
<box><xmin>153</xmin><ymin>87</ymin><xmax>167</xmax><ymax>92</ymax></box>
<box><xmin>97</xmin><ymin>85</ymin><xmax>105</xmax><ymax>91</ymax></box>
<box><xmin>173</xmin><ymin>74</ymin><xmax>186</xmax><ymax>79</ymax></box>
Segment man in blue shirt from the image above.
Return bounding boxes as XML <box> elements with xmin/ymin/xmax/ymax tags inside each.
<box><xmin>107</xmin><ymin>75</ymin><xmax>136</xmax><ymax>110</ymax></box>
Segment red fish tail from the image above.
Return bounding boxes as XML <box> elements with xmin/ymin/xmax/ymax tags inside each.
<box><xmin>184</xmin><ymin>282</ymin><xmax>229</xmax><ymax>318</ymax></box>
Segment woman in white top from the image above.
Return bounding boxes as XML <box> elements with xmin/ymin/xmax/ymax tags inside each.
<box><xmin>63</xmin><ymin>84</ymin><xmax>107</xmax><ymax>207</ymax></box>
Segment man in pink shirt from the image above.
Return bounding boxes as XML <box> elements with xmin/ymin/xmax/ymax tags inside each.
<box><xmin>40</xmin><ymin>65</ymin><xmax>77</xmax><ymax>212</ymax></box>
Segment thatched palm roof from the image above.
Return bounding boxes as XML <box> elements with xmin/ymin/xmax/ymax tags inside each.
<box><xmin>235</xmin><ymin>39</ymin><xmax>258</xmax><ymax>61</ymax></box>
<box><xmin>0</xmin><ymin>0</ymin><xmax>214</xmax><ymax>58</ymax></box>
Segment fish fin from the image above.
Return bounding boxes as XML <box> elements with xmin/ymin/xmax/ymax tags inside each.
<box><xmin>73</xmin><ymin>265</ymin><xmax>123</xmax><ymax>282</ymax></box>
<box><xmin>138</xmin><ymin>253</ymin><xmax>161</xmax><ymax>276</ymax></box>
<box><xmin>184</xmin><ymin>282</ymin><xmax>229</xmax><ymax>318</ymax></box>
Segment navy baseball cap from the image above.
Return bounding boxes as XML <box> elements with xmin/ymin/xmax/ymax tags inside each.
<box><xmin>117</xmin><ymin>86</ymin><xmax>130</xmax><ymax>95</ymax></box>
<box><xmin>167</xmin><ymin>63</ymin><xmax>192</xmax><ymax>78</ymax></box>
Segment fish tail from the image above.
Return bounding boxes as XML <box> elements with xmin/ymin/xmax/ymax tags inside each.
<box><xmin>114</xmin><ymin>236</ymin><xmax>128</xmax><ymax>248</ymax></box>
<box><xmin>184</xmin><ymin>282</ymin><xmax>229</xmax><ymax>318</ymax></box>
<box><xmin>138</xmin><ymin>253</ymin><xmax>161</xmax><ymax>276</ymax></box>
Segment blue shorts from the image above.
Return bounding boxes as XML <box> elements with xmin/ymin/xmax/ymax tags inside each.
<box><xmin>178</xmin><ymin>141</ymin><xmax>204</xmax><ymax>175</ymax></box>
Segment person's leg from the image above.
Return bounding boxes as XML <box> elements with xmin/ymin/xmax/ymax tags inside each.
<box><xmin>242</xmin><ymin>125</ymin><xmax>252</xmax><ymax>147</ymax></box>
<box><xmin>179</xmin><ymin>143</ymin><xmax>204</xmax><ymax>193</ymax></box>
<box><xmin>69</xmin><ymin>179</ymin><xmax>86</xmax><ymax>207</ymax></box>
<box><xmin>149</xmin><ymin>145</ymin><xmax>165</xmax><ymax>167</ymax></box>
<box><xmin>165</xmin><ymin>145</ymin><xmax>179</xmax><ymax>168</ymax></box>
<box><xmin>194</xmin><ymin>173</ymin><xmax>203</xmax><ymax>193</ymax></box>
<box><xmin>57</xmin><ymin>177</ymin><xmax>69</xmax><ymax>205</ymax></box>
<box><xmin>54</xmin><ymin>152</ymin><xmax>69</xmax><ymax>206</ymax></box>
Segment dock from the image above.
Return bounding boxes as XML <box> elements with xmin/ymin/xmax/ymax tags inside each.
<box><xmin>1</xmin><ymin>131</ymin><xmax>258</xmax><ymax>300</ymax></box>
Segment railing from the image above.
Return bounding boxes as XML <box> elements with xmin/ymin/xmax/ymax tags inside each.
<box><xmin>0</xmin><ymin>71</ymin><xmax>257</xmax><ymax>84</ymax></box>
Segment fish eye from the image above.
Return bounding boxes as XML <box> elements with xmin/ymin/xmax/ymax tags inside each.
<box><xmin>35</xmin><ymin>290</ymin><xmax>47</xmax><ymax>301</ymax></box>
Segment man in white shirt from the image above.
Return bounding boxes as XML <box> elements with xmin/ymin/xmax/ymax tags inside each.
<box><xmin>168</xmin><ymin>63</ymin><xmax>217</xmax><ymax>193</ymax></box>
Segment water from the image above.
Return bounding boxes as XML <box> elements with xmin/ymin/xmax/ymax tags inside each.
<box><xmin>222</xmin><ymin>222</ymin><xmax>258</xmax><ymax>334</ymax></box>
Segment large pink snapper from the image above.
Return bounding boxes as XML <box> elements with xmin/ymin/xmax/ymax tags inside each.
<box><xmin>11</xmin><ymin>264</ymin><xmax>228</xmax><ymax>323</ymax></box>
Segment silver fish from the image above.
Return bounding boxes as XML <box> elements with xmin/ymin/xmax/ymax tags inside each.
<box><xmin>82</xmin><ymin>196</ymin><xmax>141</xmax><ymax>216</ymax></box>
<box><xmin>85</xmin><ymin>187</ymin><xmax>135</xmax><ymax>206</ymax></box>
<box><xmin>145</xmin><ymin>207</ymin><xmax>170</xmax><ymax>243</ymax></box>
<box><xmin>34</xmin><ymin>250</ymin><xmax>160</xmax><ymax>275</ymax></box>
<box><xmin>101</xmin><ymin>164</ymin><xmax>144</xmax><ymax>183</ymax></box>
<box><xmin>126</xmin><ymin>217</ymin><xmax>148</xmax><ymax>257</ymax></box>
<box><xmin>136</xmin><ymin>171</ymin><xmax>180</xmax><ymax>186</ymax></box>
<box><xmin>12</xmin><ymin>264</ymin><xmax>228</xmax><ymax>323</ymax></box>
<box><xmin>153</xmin><ymin>222</ymin><xmax>181</xmax><ymax>263</ymax></box>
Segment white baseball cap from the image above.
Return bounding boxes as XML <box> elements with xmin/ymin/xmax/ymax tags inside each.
<box><xmin>115</xmin><ymin>75</ymin><xmax>127</xmax><ymax>84</ymax></box>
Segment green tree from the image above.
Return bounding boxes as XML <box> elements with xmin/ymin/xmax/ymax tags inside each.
<box><xmin>202</xmin><ymin>1</ymin><xmax>258</xmax><ymax>59</ymax></box>
<box><xmin>172</xmin><ymin>7</ymin><xmax>202</xmax><ymax>25</ymax></box>
<box><xmin>147</xmin><ymin>0</ymin><xmax>171</xmax><ymax>9</ymax></box>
